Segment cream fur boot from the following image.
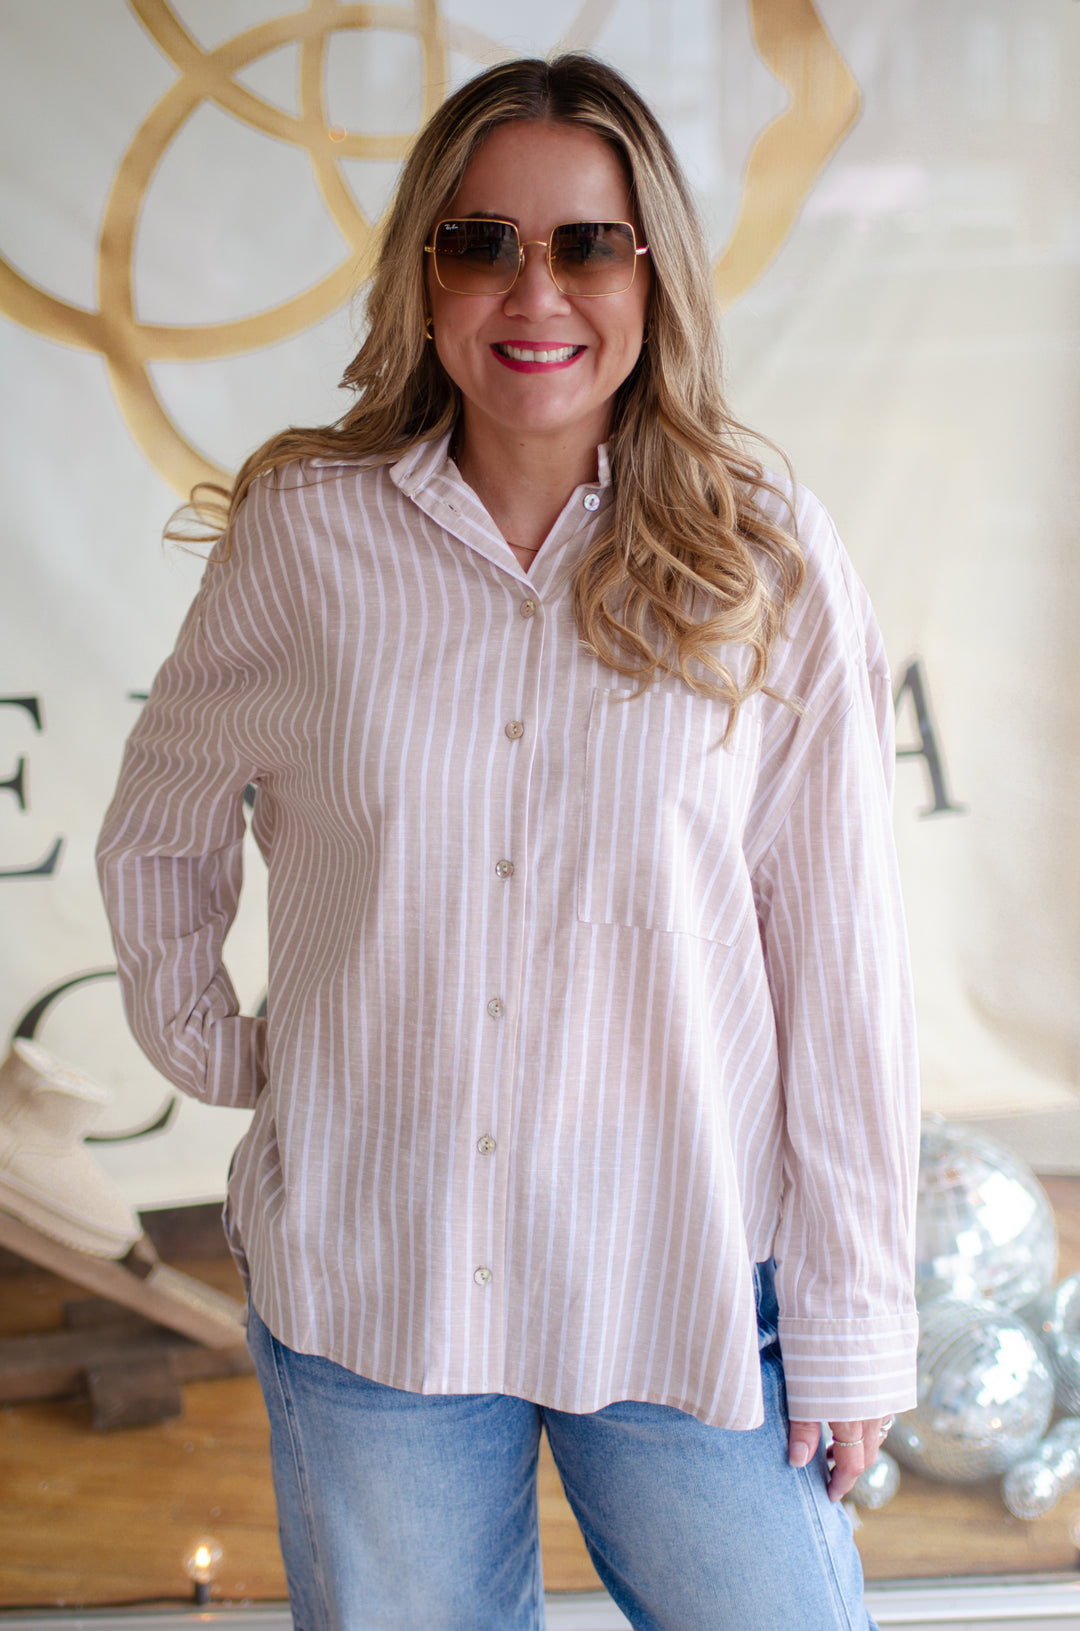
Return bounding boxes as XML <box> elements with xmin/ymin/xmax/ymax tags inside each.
<box><xmin>0</xmin><ymin>1038</ymin><xmax>142</xmax><ymax>1258</ymax></box>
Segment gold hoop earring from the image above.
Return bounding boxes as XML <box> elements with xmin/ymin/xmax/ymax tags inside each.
<box><xmin>424</xmin><ymin>316</ymin><xmax>434</xmax><ymax>341</ymax></box>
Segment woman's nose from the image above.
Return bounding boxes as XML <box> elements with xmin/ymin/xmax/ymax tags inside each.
<box><xmin>503</xmin><ymin>241</ymin><xmax>571</xmax><ymax>316</ymax></box>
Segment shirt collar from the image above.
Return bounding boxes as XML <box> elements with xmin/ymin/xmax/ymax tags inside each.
<box><xmin>388</xmin><ymin>432</ymin><xmax>612</xmax><ymax>496</ymax></box>
<box><xmin>388</xmin><ymin>432</ymin><xmax>613</xmax><ymax>585</ymax></box>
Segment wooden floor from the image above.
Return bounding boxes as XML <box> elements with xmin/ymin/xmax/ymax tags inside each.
<box><xmin>3</xmin><ymin>1179</ymin><xmax>1080</xmax><ymax>1610</ymax></box>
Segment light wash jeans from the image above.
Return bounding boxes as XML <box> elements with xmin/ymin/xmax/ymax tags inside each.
<box><xmin>246</xmin><ymin>1263</ymin><xmax>876</xmax><ymax>1631</ymax></box>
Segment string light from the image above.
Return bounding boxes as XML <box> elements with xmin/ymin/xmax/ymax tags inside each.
<box><xmin>183</xmin><ymin>1537</ymin><xmax>223</xmax><ymax>1605</ymax></box>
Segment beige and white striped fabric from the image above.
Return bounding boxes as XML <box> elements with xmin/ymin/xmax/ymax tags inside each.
<box><xmin>97</xmin><ymin>433</ymin><xmax>919</xmax><ymax>1427</ymax></box>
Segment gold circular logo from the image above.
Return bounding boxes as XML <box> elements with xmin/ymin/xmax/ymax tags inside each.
<box><xmin>0</xmin><ymin>0</ymin><xmax>857</xmax><ymax>495</ymax></box>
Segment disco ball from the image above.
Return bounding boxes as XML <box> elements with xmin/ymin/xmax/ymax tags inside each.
<box><xmin>888</xmin><ymin>1297</ymin><xmax>1054</xmax><ymax>1483</ymax></box>
<box><xmin>1001</xmin><ymin>1417</ymin><xmax>1080</xmax><ymax>1519</ymax></box>
<box><xmin>1002</xmin><ymin>1461</ymin><xmax>1059</xmax><ymax>1520</ymax></box>
<box><xmin>1028</xmin><ymin>1274</ymin><xmax>1080</xmax><ymax>1414</ymax></box>
<box><xmin>915</xmin><ymin>1118</ymin><xmax>1057</xmax><ymax>1310</ymax></box>
<box><xmin>850</xmin><ymin>1450</ymin><xmax>900</xmax><ymax>1509</ymax></box>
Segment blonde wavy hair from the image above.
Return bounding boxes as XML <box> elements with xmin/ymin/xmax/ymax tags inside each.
<box><xmin>190</xmin><ymin>54</ymin><xmax>804</xmax><ymax>719</ymax></box>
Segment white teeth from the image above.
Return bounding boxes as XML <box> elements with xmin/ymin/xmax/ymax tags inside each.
<box><xmin>499</xmin><ymin>344</ymin><xmax>579</xmax><ymax>363</ymax></box>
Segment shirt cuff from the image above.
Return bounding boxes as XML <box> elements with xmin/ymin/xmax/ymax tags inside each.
<box><xmin>778</xmin><ymin>1313</ymin><xmax>919</xmax><ymax>1421</ymax></box>
<box><xmin>206</xmin><ymin>1014</ymin><xmax>268</xmax><ymax>1110</ymax></box>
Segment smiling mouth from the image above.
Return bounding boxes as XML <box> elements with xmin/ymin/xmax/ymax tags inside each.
<box><xmin>495</xmin><ymin>343</ymin><xmax>584</xmax><ymax>363</ymax></box>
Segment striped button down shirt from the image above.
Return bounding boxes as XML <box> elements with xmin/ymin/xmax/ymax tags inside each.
<box><xmin>97</xmin><ymin>432</ymin><xmax>919</xmax><ymax>1428</ymax></box>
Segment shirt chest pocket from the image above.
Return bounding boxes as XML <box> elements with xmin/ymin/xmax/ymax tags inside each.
<box><xmin>576</xmin><ymin>687</ymin><xmax>758</xmax><ymax>944</ymax></box>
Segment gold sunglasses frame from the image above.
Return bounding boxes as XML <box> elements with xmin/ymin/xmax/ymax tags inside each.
<box><xmin>424</xmin><ymin>219</ymin><xmax>650</xmax><ymax>298</ymax></box>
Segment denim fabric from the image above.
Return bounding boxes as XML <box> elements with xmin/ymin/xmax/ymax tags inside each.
<box><xmin>246</xmin><ymin>1264</ymin><xmax>876</xmax><ymax>1631</ymax></box>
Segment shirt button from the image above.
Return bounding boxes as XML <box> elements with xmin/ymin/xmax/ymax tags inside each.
<box><xmin>477</xmin><ymin>1134</ymin><xmax>496</xmax><ymax>1155</ymax></box>
<box><xmin>583</xmin><ymin>493</ymin><xmax>601</xmax><ymax>511</ymax></box>
<box><xmin>474</xmin><ymin>1266</ymin><xmax>492</xmax><ymax>1286</ymax></box>
<box><xmin>495</xmin><ymin>859</ymin><xmax>514</xmax><ymax>879</ymax></box>
<box><xmin>505</xmin><ymin>720</ymin><xmax>524</xmax><ymax>740</ymax></box>
<box><xmin>486</xmin><ymin>997</ymin><xmax>504</xmax><ymax>1019</ymax></box>
<box><xmin>520</xmin><ymin>598</ymin><xmax>537</xmax><ymax>619</ymax></box>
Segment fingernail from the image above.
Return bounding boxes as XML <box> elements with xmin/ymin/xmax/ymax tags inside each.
<box><xmin>789</xmin><ymin>1442</ymin><xmax>810</xmax><ymax>1467</ymax></box>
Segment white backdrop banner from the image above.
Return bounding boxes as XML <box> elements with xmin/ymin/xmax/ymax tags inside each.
<box><xmin>1</xmin><ymin>0</ymin><xmax>1077</xmax><ymax>1205</ymax></box>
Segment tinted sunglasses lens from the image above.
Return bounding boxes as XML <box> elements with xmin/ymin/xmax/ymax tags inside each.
<box><xmin>550</xmin><ymin>223</ymin><xmax>638</xmax><ymax>293</ymax></box>
<box><xmin>433</xmin><ymin>221</ymin><xmax>519</xmax><ymax>291</ymax></box>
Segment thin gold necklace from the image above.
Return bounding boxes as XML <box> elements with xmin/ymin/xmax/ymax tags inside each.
<box><xmin>450</xmin><ymin>431</ymin><xmax>541</xmax><ymax>557</ymax></box>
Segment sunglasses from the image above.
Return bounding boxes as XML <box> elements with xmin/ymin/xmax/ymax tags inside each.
<box><xmin>425</xmin><ymin>218</ymin><xmax>649</xmax><ymax>298</ymax></box>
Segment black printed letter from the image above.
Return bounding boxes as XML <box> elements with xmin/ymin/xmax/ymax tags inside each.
<box><xmin>893</xmin><ymin>660</ymin><xmax>966</xmax><ymax>819</ymax></box>
<box><xmin>0</xmin><ymin>696</ymin><xmax>63</xmax><ymax>878</ymax></box>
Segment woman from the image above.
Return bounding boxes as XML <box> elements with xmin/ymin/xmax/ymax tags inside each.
<box><xmin>97</xmin><ymin>54</ymin><xmax>918</xmax><ymax>1631</ymax></box>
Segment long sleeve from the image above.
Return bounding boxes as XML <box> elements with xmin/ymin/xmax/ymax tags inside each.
<box><xmin>96</xmin><ymin>540</ymin><xmax>266</xmax><ymax>1110</ymax></box>
<box><xmin>748</xmin><ymin>499</ymin><xmax>919</xmax><ymax>1421</ymax></box>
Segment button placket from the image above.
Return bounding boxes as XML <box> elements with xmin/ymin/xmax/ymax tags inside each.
<box><xmin>471</xmin><ymin>576</ymin><xmax>549</xmax><ymax>1318</ymax></box>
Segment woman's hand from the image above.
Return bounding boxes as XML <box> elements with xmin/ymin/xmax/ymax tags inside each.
<box><xmin>787</xmin><ymin>1418</ymin><xmax>894</xmax><ymax>1502</ymax></box>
